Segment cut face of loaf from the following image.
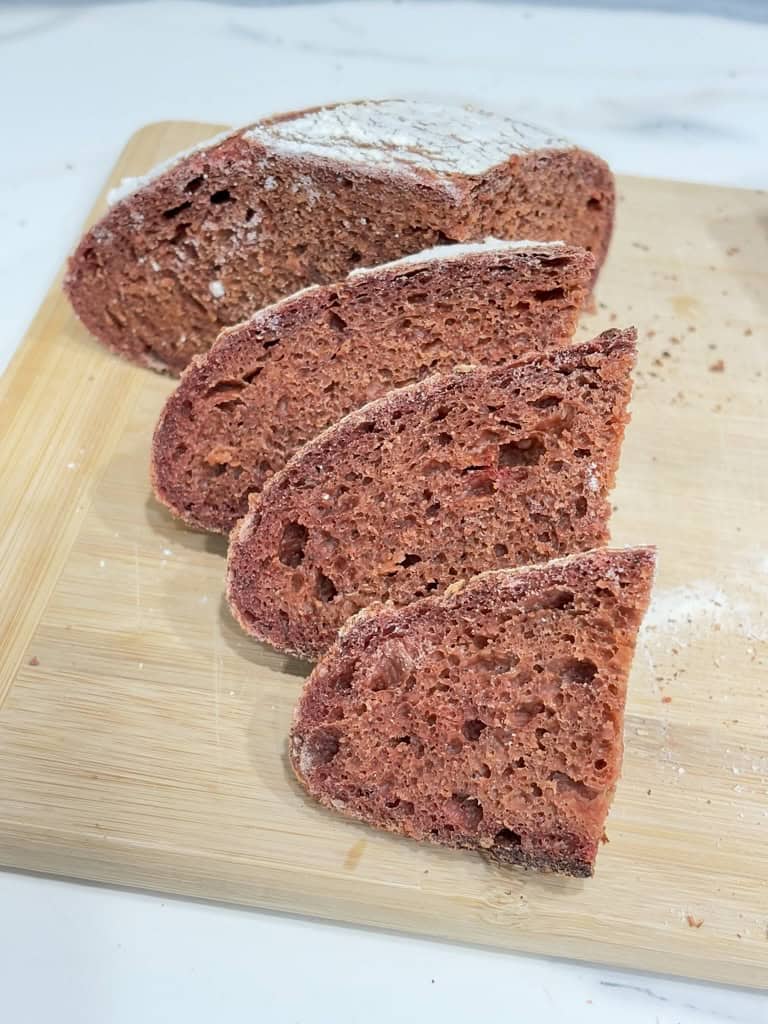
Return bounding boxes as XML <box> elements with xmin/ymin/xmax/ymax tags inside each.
<box><xmin>152</xmin><ymin>239</ymin><xmax>595</xmax><ymax>534</ymax></box>
<box><xmin>65</xmin><ymin>99</ymin><xmax>615</xmax><ymax>373</ymax></box>
<box><xmin>227</xmin><ymin>329</ymin><xmax>637</xmax><ymax>661</ymax></box>
<box><xmin>290</xmin><ymin>547</ymin><xmax>656</xmax><ymax>876</ymax></box>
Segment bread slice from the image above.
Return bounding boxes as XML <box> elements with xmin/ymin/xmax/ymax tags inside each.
<box><xmin>227</xmin><ymin>328</ymin><xmax>636</xmax><ymax>660</ymax></box>
<box><xmin>65</xmin><ymin>99</ymin><xmax>614</xmax><ymax>373</ymax></box>
<box><xmin>290</xmin><ymin>546</ymin><xmax>655</xmax><ymax>876</ymax></box>
<box><xmin>152</xmin><ymin>239</ymin><xmax>595</xmax><ymax>533</ymax></box>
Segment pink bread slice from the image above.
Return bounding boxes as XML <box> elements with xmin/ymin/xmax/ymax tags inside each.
<box><xmin>151</xmin><ymin>239</ymin><xmax>594</xmax><ymax>533</ymax></box>
<box><xmin>290</xmin><ymin>546</ymin><xmax>656</xmax><ymax>876</ymax></box>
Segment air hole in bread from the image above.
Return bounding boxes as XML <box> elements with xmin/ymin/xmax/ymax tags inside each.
<box><xmin>463</xmin><ymin>470</ymin><xmax>495</xmax><ymax>497</ymax></box>
<box><xmin>302</xmin><ymin>728</ymin><xmax>340</xmax><ymax>770</ymax></box>
<box><xmin>531</xmin><ymin>394</ymin><xmax>562</xmax><ymax>409</ymax></box>
<box><xmin>368</xmin><ymin>654</ymin><xmax>404</xmax><ymax>691</ymax></box>
<box><xmin>462</xmin><ymin>719</ymin><xmax>486</xmax><ymax>742</ymax></box>
<box><xmin>499</xmin><ymin>437</ymin><xmax>544</xmax><ymax>468</ymax></box>
<box><xmin>184</xmin><ymin>176</ymin><xmax>204</xmax><ymax>193</ymax></box>
<box><xmin>495</xmin><ymin>827</ymin><xmax>522</xmax><ymax>848</ymax></box>
<box><xmin>316</xmin><ymin>572</ymin><xmax>338</xmax><ymax>603</ymax></box>
<box><xmin>452</xmin><ymin>795</ymin><xmax>483</xmax><ymax>830</ymax></box>
<box><xmin>162</xmin><ymin>201</ymin><xmax>192</xmax><ymax>219</ymax></box>
<box><xmin>550</xmin><ymin>771</ymin><xmax>598</xmax><ymax>800</ymax></box>
<box><xmin>390</xmin><ymin>735</ymin><xmax>411</xmax><ymax>747</ymax></box>
<box><xmin>205</xmin><ymin>378</ymin><xmax>245</xmax><ymax>398</ymax></box>
<box><xmin>562</xmin><ymin>657</ymin><xmax>598</xmax><ymax>684</ymax></box>
<box><xmin>399</xmin><ymin>553</ymin><xmax>422</xmax><ymax>569</ymax></box>
<box><xmin>533</xmin><ymin>287</ymin><xmax>566</xmax><ymax>302</ymax></box>
<box><xmin>216</xmin><ymin>399</ymin><xmax>245</xmax><ymax>414</ymax></box>
<box><xmin>278</xmin><ymin>521</ymin><xmax>308</xmax><ymax>567</ymax></box>
<box><xmin>328</xmin><ymin>311</ymin><xmax>347</xmax><ymax>333</ymax></box>
<box><xmin>210</xmin><ymin>189</ymin><xmax>232</xmax><ymax>205</ymax></box>
<box><xmin>527</xmin><ymin>588</ymin><xmax>574</xmax><ymax>612</ymax></box>
<box><xmin>541</xmin><ymin>256</ymin><xmax>571</xmax><ymax>268</ymax></box>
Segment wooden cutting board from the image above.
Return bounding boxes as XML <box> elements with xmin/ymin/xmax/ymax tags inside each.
<box><xmin>1</xmin><ymin>122</ymin><xmax>766</xmax><ymax>988</ymax></box>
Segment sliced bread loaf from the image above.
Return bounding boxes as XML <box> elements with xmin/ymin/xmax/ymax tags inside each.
<box><xmin>65</xmin><ymin>100</ymin><xmax>614</xmax><ymax>373</ymax></box>
<box><xmin>151</xmin><ymin>239</ymin><xmax>595</xmax><ymax>533</ymax></box>
<box><xmin>290</xmin><ymin>547</ymin><xmax>655</xmax><ymax>876</ymax></box>
<box><xmin>227</xmin><ymin>329</ymin><xmax>636</xmax><ymax>660</ymax></box>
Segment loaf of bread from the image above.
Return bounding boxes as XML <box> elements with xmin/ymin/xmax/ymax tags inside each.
<box><xmin>227</xmin><ymin>328</ymin><xmax>636</xmax><ymax>660</ymax></box>
<box><xmin>290</xmin><ymin>546</ymin><xmax>655</xmax><ymax>876</ymax></box>
<box><xmin>152</xmin><ymin>239</ymin><xmax>595</xmax><ymax>533</ymax></box>
<box><xmin>65</xmin><ymin>100</ymin><xmax>615</xmax><ymax>373</ymax></box>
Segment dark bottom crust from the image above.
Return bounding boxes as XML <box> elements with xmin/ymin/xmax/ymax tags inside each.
<box><xmin>307</xmin><ymin>786</ymin><xmax>595</xmax><ymax>878</ymax></box>
<box><xmin>485</xmin><ymin>845</ymin><xmax>593</xmax><ymax>878</ymax></box>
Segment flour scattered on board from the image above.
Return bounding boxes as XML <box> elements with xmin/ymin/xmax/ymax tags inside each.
<box><xmin>641</xmin><ymin>580</ymin><xmax>765</xmax><ymax>643</ymax></box>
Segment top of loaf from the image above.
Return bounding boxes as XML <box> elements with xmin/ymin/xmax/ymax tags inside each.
<box><xmin>245</xmin><ymin>99</ymin><xmax>571</xmax><ymax>178</ymax></box>
<box><xmin>347</xmin><ymin>237</ymin><xmax>566</xmax><ymax>277</ymax></box>
<box><xmin>107</xmin><ymin>100</ymin><xmax>572</xmax><ymax>208</ymax></box>
<box><xmin>107</xmin><ymin>128</ymin><xmax>237</xmax><ymax>207</ymax></box>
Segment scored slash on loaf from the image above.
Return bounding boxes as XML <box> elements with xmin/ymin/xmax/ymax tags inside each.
<box><xmin>151</xmin><ymin>238</ymin><xmax>596</xmax><ymax>534</ymax></box>
<box><xmin>226</xmin><ymin>329</ymin><xmax>637</xmax><ymax>661</ymax></box>
<box><xmin>64</xmin><ymin>99</ymin><xmax>614</xmax><ymax>373</ymax></box>
<box><xmin>290</xmin><ymin>547</ymin><xmax>656</xmax><ymax>877</ymax></box>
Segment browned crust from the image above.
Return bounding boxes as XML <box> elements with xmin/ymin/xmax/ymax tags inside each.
<box><xmin>227</xmin><ymin>328</ymin><xmax>637</xmax><ymax>661</ymax></box>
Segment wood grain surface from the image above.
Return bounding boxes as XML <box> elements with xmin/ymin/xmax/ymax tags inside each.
<box><xmin>0</xmin><ymin>122</ymin><xmax>766</xmax><ymax>987</ymax></box>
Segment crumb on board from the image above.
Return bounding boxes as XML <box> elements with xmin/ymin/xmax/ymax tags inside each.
<box><xmin>687</xmin><ymin>915</ymin><xmax>704</xmax><ymax>929</ymax></box>
<box><xmin>661</xmin><ymin>695</ymin><xmax>672</xmax><ymax>704</ymax></box>
<box><xmin>744</xmin><ymin>327</ymin><xmax>753</xmax><ymax>337</ymax></box>
<box><xmin>709</xmin><ymin>359</ymin><xmax>725</xmax><ymax>373</ymax></box>
<box><xmin>28</xmin><ymin>656</ymin><xmax>40</xmax><ymax>667</ymax></box>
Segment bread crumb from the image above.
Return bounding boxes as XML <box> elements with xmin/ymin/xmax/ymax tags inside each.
<box><xmin>744</xmin><ymin>327</ymin><xmax>753</xmax><ymax>337</ymax></box>
<box><xmin>687</xmin><ymin>914</ymin><xmax>704</xmax><ymax>928</ymax></box>
<box><xmin>661</xmin><ymin>695</ymin><xmax>672</xmax><ymax>704</ymax></box>
<box><xmin>28</xmin><ymin>656</ymin><xmax>40</xmax><ymax>667</ymax></box>
<box><xmin>709</xmin><ymin>359</ymin><xmax>725</xmax><ymax>373</ymax></box>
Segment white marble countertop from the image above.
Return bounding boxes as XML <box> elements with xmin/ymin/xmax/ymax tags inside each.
<box><xmin>1</xmin><ymin>2</ymin><xmax>766</xmax><ymax>1021</ymax></box>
